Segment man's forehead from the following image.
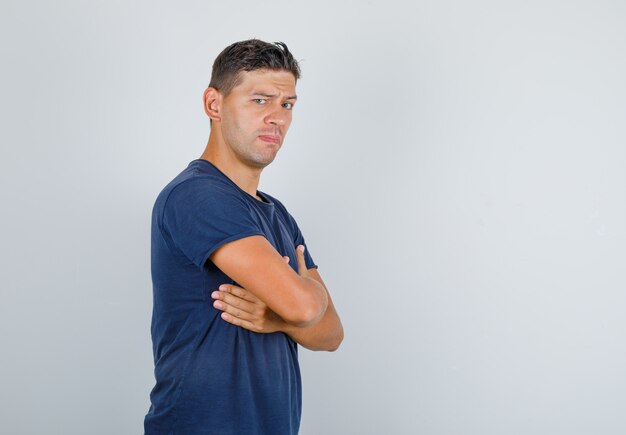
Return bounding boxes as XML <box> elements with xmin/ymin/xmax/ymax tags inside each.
<box><xmin>234</xmin><ymin>69</ymin><xmax>296</xmax><ymax>92</ymax></box>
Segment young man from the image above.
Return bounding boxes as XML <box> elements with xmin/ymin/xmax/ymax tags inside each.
<box><xmin>144</xmin><ymin>39</ymin><xmax>343</xmax><ymax>435</ymax></box>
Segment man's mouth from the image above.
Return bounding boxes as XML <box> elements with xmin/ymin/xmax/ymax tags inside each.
<box><xmin>258</xmin><ymin>135</ymin><xmax>280</xmax><ymax>144</ymax></box>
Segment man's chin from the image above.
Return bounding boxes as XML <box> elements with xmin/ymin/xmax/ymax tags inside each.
<box><xmin>246</xmin><ymin>153</ymin><xmax>277</xmax><ymax>169</ymax></box>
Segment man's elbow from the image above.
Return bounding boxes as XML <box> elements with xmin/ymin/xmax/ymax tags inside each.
<box><xmin>307</xmin><ymin>326</ymin><xmax>344</xmax><ymax>352</ymax></box>
<box><xmin>283</xmin><ymin>299</ymin><xmax>327</xmax><ymax>327</ymax></box>
<box><xmin>325</xmin><ymin>328</ymin><xmax>344</xmax><ymax>352</ymax></box>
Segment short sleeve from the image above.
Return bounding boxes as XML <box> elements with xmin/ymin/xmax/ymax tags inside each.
<box><xmin>162</xmin><ymin>177</ymin><xmax>264</xmax><ymax>269</ymax></box>
<box><xmin>274</xmin><ymin>199</ymin><xmax>317</xmax><ymax>270</ymax></box>
<box><xmin>291</xmin><ymin>219</ymin><xmax>317</xmax><ymax>270</ymax></box>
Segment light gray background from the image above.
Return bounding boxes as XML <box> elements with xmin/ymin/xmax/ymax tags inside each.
<box><xmin>1</xmin><ymin>1</ymin><xmax>625</xmax><ymax>434</ymax></box>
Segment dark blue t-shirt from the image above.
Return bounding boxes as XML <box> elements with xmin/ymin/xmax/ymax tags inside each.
<box><xmin>145</xmin><ymin>159</ymin><xmax>316</xmax><ymax>435</ymax></box>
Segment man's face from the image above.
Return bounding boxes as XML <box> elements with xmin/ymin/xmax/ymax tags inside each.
<box><xmin>218</xmin><ymin>69</ymin><xmax>297</xmax><ymax>169</ymax></box>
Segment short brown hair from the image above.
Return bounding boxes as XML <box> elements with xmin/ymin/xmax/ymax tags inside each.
<box><xmin>209</xmin><ymin>39</ymin><xmax>301</xmax><ymax>96</ymax></box>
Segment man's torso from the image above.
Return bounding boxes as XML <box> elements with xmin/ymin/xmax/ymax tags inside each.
<box><xmin>144</xmin><ymin>159</ymin><xmax>315</xmax><ymax>435</ymax></box>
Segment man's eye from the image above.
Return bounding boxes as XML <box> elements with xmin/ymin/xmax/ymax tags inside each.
<box><xmin>282</xmin><ymin>102</ymin><xmax>293</xmax><ymax>110</ymax></box>
<box><xmin>253</xmin><ymin>98</ymin><xmax>267</xmax><ymax>104</ymax></box>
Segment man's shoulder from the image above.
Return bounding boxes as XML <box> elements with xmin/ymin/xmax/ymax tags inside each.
<box><xmin>159</xmin><ymin>162</ymin><xmax>237</xmax><ymax>201</ymax></box>
<box><xmin>153</xmin><ymin>162</ymin><xmax>245</xmax><ymax>222</ymax></box>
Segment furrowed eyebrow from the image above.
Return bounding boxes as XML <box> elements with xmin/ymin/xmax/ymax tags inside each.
<box><xmin>251</xmin><ymin>92</ymin><xmax>298</xmax><ymax>100</ymax></box>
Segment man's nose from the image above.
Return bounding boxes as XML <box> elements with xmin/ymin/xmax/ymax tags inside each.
<box><xmin>265</xmin><ymin>105</ymin><xmax>288</xmax><ymax>126</ymax></box>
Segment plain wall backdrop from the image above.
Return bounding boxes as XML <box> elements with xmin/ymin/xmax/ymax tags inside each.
<box><xmin>1</xmin><ymin>1</ymin><xmax>625</xmax><ymax>434</ymax></box>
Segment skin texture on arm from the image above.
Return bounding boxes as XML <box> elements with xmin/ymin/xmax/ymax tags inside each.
<box><xmin>279</xmin><ymin>267</ymin><xmax>343</xmax><ymax>351</ymax></box>
<box><xmin>209</xmin><ymin>235</ymin><xmax>328</xmax><ymax>327</ymax></box>
<box><xmin>211</xmin><ymin>246</ymin><xmax>344</xmax><ymax>351</ymax></box>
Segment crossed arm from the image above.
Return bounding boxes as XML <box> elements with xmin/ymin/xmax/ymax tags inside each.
<box><xmin>209</xmin><ymin>235</ymin><xmax>344</xmax><ymax>351</ymax></box>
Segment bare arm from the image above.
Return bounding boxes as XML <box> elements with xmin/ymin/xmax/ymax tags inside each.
<box><xmin>210</xmin><ymin>236</ymin><xmax>328</xmax><ymax>327</ymax></box>
<box><xmin>211</xmin><ymin>246</ymin><xmax>343</xmax><ymax>351</ymax></box>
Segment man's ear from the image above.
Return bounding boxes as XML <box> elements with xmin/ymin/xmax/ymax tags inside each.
<box><xmin>203</xmin><ymin>87</ymin><xmax>222</xmax><ymax>122</ymax></box>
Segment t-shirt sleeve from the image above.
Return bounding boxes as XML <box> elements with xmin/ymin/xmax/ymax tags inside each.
<box><xmin>292</xmin><ymin>221</ymin><xmax>316</xmax><ymax>270</ymax></box>
<box><xmin>162</xmin><ymin>178</ymin><xmax>265</xmax><ymax>269</ymax></box>
<box><xmin>282</xmin><ymin>206</ymin><xmax>317</xmax><ymax>270</ymax></box>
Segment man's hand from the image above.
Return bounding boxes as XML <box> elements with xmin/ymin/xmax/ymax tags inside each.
<box><xmin>211</xmin><ymin>283</ymin><xmax>285</xmax><ymax>333</ymax></box>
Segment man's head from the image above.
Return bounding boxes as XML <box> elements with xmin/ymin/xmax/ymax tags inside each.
<box><xmin>204</xmin><ymin>40</ymin><xmax>301</xmax><ymax>169</ymax></box>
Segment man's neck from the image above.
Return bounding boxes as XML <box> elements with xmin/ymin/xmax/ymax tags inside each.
<box><xmin>200</xmin><ymin>140</ymin><xmax>263</xmax><ymax>200</ymax></box>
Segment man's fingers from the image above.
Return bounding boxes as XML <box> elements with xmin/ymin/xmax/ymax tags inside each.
<box><xmin>212</xmin><ymin>296</ymin><xmax>254</xmax><ymax>321</ymax></box>
<box><xmin>283</xmin><ymin>255</ymin><xmax>290</xmax><ymax>264</ymax></box>
<box><xmin>218</xmin><ymin>283</ymin><xmax>260</xmax><ymax>303</ymax></box>
<box><xmin>212</xmin><ymin>290</ymin><xmax>257</xmax><ymax>316</ymax></box>
<box><xmin>213</xmin><ymin>284</ymin><xmax>281</xmax><ymax>334</ymax></box>
<box><xmin>295</xmin><ymin>244</ymin><xmax>307</xmax><ymax>276</ymax></box>
<box><xmin>220</xmin><ymin>312</ymin><xmax>259</xmax><ymax>332</ymax></box>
